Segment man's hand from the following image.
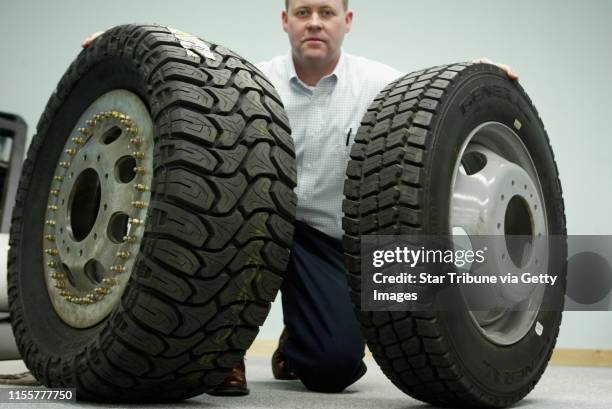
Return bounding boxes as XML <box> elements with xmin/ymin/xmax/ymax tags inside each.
<box><xmin>472</xmin><ymin>57</ymin><xmax>518</xmax><ymax>80</ymax></box>
<box><xmin>81</xmin><ymin>31</ymin><xmax>105</xmax><ymax>48</ymax></box>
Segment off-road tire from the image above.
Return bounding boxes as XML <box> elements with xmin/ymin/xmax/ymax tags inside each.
<box><xmin>8</xmin><ymin>24</ymin><xmax>296</xmax><ymax>402</ymax></box>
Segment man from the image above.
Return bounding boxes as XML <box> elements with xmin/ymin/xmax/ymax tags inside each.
<box><xmin>82</xmin><ymin>0</ymin><xmax>517</xmax><ymax>396</ymax></box>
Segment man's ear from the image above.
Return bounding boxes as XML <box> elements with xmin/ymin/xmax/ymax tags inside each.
<box><xmin>282</xmin><ymin>10</ymin><xmax>289</xmax><ymax>33</ymax></box>
<box><xmin>345</xmin><ymin>10</ymin><xmax>354</xmax><ymax>33</ymax></box>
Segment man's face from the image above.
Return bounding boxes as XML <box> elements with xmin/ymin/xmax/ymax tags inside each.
<box><xmin>283</xmin><ymin>0</ymin><xmax>353</xmax><ymax>65</ymax></box>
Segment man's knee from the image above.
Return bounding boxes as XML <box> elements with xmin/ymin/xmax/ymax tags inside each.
<box><xmin>295</xmin><ymin>347</ymin><xmax>367</xmax><ymax>393</ymax></box>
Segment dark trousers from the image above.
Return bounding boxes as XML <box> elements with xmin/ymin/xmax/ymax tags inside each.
<box><xmin>281</xmin><ymin>221</ymin><xmax>367</xmax><ymax>393</ymax></box>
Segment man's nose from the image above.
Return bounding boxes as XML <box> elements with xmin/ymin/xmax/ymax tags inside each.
<box><xmin>306</xmin><ymin>13</ymin><xmax>323</xmax><ymax>29</ymax></box>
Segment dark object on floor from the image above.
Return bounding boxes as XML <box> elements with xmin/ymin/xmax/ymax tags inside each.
<box><xmin>271</xmin><ymin>327</ymin><xmax>297</xmax><ymax>380</ymax></box>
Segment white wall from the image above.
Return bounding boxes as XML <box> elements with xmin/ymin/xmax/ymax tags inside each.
<box><xmin>1</xmin><ymin>0</ymin><xmax>611</xmax><ymax>348</ymax></box>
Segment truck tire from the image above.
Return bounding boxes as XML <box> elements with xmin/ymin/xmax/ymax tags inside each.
<box><xmin>8</xmin><ymin>24</ymin><xmax>296</xmax><ymax>402</ymax></box>
<box><xmin>343</xmin><ymin>62</ymin><xmax>566</xmax><ymax>408</ymax></box>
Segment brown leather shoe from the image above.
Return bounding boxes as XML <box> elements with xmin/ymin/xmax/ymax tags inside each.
<box><xmin>208</xmin><ymin>359</ymin><xmax>249</xmax><ymax>396</ymax></box>
<box><xmin>272</xmin><ymin>327</ymin><xmax>297</xmax><ymax>380</ymax></box>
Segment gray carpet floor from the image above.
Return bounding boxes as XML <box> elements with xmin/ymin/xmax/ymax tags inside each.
<box><xmin>0</xmin><ymin>358</ymin><xmax>610</xmax><ymax>408</ymax></box>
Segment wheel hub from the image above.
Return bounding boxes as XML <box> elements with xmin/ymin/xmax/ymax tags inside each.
<box><xmin>43</xmin><ymin>90</ymin><xmax>154</xmax><ymax>328</ymax></box>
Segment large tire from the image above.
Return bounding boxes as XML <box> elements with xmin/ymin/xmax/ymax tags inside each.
<box><xmin>8</xmin><ymin>24</ymin><xmax>296</xmax><ymax>401</ymax></box>
<box><xmin>343</xmin><ymin>62</ymin><xmax>566</xmax><ymax>407</ymax></box>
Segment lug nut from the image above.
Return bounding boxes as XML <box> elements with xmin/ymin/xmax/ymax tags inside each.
<box><xmin>59</xmin><ymin>161</ymin><xmax>70</xmax><ymax>168</ymax></box>
<box><xmin>71</xmin><ymin>137</ymin><xmax>85</xmax><ymax>145</ymax></box>
<box><xmin>131</xmin><ymin>201</ymin><xmax>147</xmax><ymax>209</ymax></box>
<box><xmin>45</xmin><ymin>248</ymin><xmax>59</xmax><ymax>255</ymax></box>
<box><xmin>123</xmin><ymin>235</ymin><xmax>137</xmax><ymax>243</ymax></box>
<box><xmin>66</xmin><ymin>148</ymin><xmax>76</xmax><ymax>156</ymax></box>
<box><xmin>54</xmin><ymin>175</ymin><xmax>64</xmax><ymax>182</ymax></box>
<box><xmin>47</xmin><ymin>261</ymin><xmax>57</xmax><ymax>268</ymax></box>
<box><xmin>133</xmin><ymin>166</ymin><xmax>146</xmax><ymax>175</ymax></box>
<box><xmin>44</xmin><ymin>234</ymin><xmax>55</xmax><ymax>241</ymax></box>
<box><xmin>94</xmin><ymin>287</ymin><xmax>109</xmax><ymax>295</ymax></box>
<box><xmin>117</xmin><ymin>251</ymin><xmax>130</xmax><ymax>259</ymax></box>
<box><xmin>50</xmin><ymin>190</ymin><xmax>60</xmax><ymax>196</ymax></box>
<box><xmin>47</xmin><ymin>205</ymin><xmax>58</xmax><ymax>211</ymax></box>
<box><xmin>134</xmin><ymin>184</ymin><xmax>149</xmax><ymax>192</ymax></box>
<box><xmin>133</xmin><ymin>152</ymin><xmax>145</xmax><ymax>160</ymax></box>
<box><xmin>50</xmin><ymin>272</ymin><xmax>64</xmax><ymax>279</ymax></box>
<box><xmin>46</xmin><ymin>220</ymin><xmax>56</xmax><ymax>226</ymax></box>
<box><xmin>110</xmin><ymin>265</ymin><xmax>127</xmax><ymax>273</ymax></box>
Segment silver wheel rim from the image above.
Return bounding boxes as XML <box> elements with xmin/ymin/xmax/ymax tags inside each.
<box><xmin>450</xmin><ymin>121</ymin><xmax>548</xmax><ymax>346</ymax></box>
<box><xmin>43</xmin><ymin>90</ymin><xmax>154</xmax><ymax>328</ymax></box>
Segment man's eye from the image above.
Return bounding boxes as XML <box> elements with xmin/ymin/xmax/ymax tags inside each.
<box><xmin>296</xmin><ymin>9</ymin><xmax>309</xmax><ymax>17</ymax></box>
<box><xmin>321</xmin><ymin>10</ymin><xmax>334</xmax><ymax>17</ymax></box>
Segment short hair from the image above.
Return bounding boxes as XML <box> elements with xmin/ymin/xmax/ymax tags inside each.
<box><xmin>285</xmin><ymin>0</ymin><xmax>349</xmax><ymax>11</ymax></box>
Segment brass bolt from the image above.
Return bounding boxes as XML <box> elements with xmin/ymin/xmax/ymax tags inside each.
<box><xmin>45</xmin><ymin>248</ymin><xmax>59</xmax><ymax>256</ymax></box>
<box><xmin>127</xmin><ymin>126</ymin><xmax>138</xmax><ymax>135</ymax></box>
<box><xmin>117</xmin><ymin>251</ymin><xmax>130</xmax><ymax>259</ymax></box>
<box><xmin>54</xmin><ymin>175</ymin><xmax>64</xmax><ymax>182</ymax></box>
<box><xmin>110</xmin><ymin>265</ymin><xmax>126</xmax><ymax>273</ymax></box>
<box><xmin>60</xmin><ymin>290</ymin><xmax>70</xmax><ymax>297</ymax></box>
<box><xmin>50</xmin><ymin>272</ymin><xmax>64</xmax><ymax>279</ymax></box>
<box><xmin>47</xmin><ymin>261</ymin><xmax>57</xmax><ymax>268</ymax></box>
<box><xmin>48</xmin><ymin>205</ymin><xmax>58</xmax><ymax>211</ymax></box>
<box><xmin>94</xmin><ymin>287</ymin><xmax>109</xmax><ymax>295</ymax></box>
<box><xmin>78</xmin><ymin>127</ymin><xmax>91</xmax><ymax>135</ymax></box>
<box><xmin>50</xmin><ymin>190</ymin><xmax>60</xmax><ymax>196</ymax></box>
<box><xmin>133</xmin><ymin>166</ymin><xmax>146</xmax><ymax>175</ymax></box>
<box><xmin>102</xmin><ymin>277</ymin><xmax>116</xmax><ymax>286</ymax></box>
<box><xmin>134</xmin><ymin>184</ymin><xmax>148</xmax><ymax>192</ymax></box>
<box><xmin>130</xmin><ymin>138</ymin><xmax>143</xmax><ymax>146</ymax></box>
<box><xmin>71</xmin><ymin>137</ymin><xmax>85</xmax><ymax>145</ymax></box>
<box><xmin>60</xmin><ymin>161</ymin><xmax>70</xmax><ymax>168</ymax></box>
<box><xmin>123</xmin><ymin>235</ymin><xmax>137</xmax><ymax>243</ymax></box>
<box><xmin>46</xmin><ymin>220</ymin><xmax>56</xmax><ymax>226</ymax></box>
<box><xmin>54</xmin><ymin>281</ymin><xmax>65</xmax><ymax>290</ymax></box>
<box><xmin>129</xmin><ymin>218</ymin><xmax>144</xmax><ymax>226</ymax></box>
<box><xmin>44</xmin><ymin>234</ymin><xmax>55</xmax><ymax>241</ymax></box>
<box><xmin>66</xmin><ymin>148</ymin><xmax>77</xmax><ymax>156</ymax></box>
<box><xmin>133</xmin><ymin>152</ymin><xmax>145</xmax><ymax>160</ymax></box>
<box><xmin>131</xmin><ymin>201</ymin><xmax>147</xmax><ymax>209</ymax></box>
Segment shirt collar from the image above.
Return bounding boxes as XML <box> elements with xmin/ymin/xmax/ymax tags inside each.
<box><xmin>286</xmin><ymin>51</ymin><xmax>345</xmax><ymax>91</ymax></box>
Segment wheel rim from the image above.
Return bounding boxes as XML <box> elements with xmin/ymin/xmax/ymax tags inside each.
<box><xmin>43</xmin><ymin>90</ymin><xmax>154</xmax><ymax>328</ymax></box>
<box><xmin>449</xmin><ymin>121</ymin><xmax>548</xmax><ymax>346</ymax></box>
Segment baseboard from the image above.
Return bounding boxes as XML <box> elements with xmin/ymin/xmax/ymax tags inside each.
<box><xmin>247</xmin><ymin>340</ymin><xmax>612</xmax><ymax>367</ymax></box>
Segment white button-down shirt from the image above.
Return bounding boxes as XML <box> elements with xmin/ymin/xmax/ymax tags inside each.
<box><xmin>257</xmin><ymin>52</ymin><xmax>403</xmax><ymax>239</ymax></box>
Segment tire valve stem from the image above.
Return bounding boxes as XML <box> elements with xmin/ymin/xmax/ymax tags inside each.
<box><xmin>133</xmin><ymin>152</ymin><xmax>145</xmax><ymax>160</ymax></box>
<box><xmin>132</xmin><ymin>201</ymin><xmax>147</xmax><ymax>209</ymax></box>
<box><xmin>60</xmin><ymin>161</ymin><xmax>70</xmax><ymax>168</ymax></box>
<box><xmin>134</xmin><ymin>184</ymin><xmax>149</xmax><ymax>192</ymax></box>
<box><xmin>123</xmin><ymin>235</ymin><xmax>137</xmax><ymax>243</ymax></box>
<box><xmin>117</xmin><ymin>251</ymin><xmax>130</xmax><ymax>259</ymax></box>
<box><xmin>66</xmin><ymin>148</ymin><xmax>77</xmax><ymax>156</ymax></box>
<box><xmin>45</xmin><ymin>249</ymin><xmax>59</xmax><ymax>256</ymax></box>
<box><xmin>54</xmin><ymin>175</ymin><xmax>64</xmax><ymax>182</ymax></box>
<box><xmin>71</xmin><ymin>137</ymin><xmax>85</xmax><ymax>145</ymax></box>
